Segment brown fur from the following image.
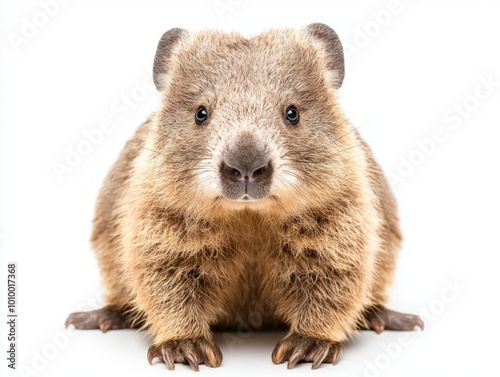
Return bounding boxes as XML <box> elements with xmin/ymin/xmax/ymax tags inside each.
<box><xmin>90</xmin><ymin>25</ymin><xmax>401</xmax><ymax>356</ymax></box>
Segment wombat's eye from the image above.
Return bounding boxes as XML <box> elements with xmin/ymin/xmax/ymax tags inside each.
<box><xmin>285</xmin><ymin>106</ymin><xmax>299</xmax><ymax>125</ymax></box>
<box><xmin>195</xmin><ymin>106</ymin><xmax>209</xmax><ymax>125</ymax></box>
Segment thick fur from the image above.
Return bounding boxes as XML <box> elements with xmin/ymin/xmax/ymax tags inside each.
<box><xmin>90</xmin><ymin>26</ymin><xmax>401</xmax><ymax>349</ymax></box>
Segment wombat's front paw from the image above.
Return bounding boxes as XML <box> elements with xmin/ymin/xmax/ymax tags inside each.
<box><xmin>272</xmin><ymin>333</ymin><xmax>343</xmax><ymax>369</ymax></box>
<box><xmin>147</xmin><ymin>338</ymin><xmax>222</xmax><ymax>371</ymax></box>
<box><xmin>65</xmin><ymin>306</ymin><xmax>135</xmax><ymax>333</ymax></box>
<box><xmin>363</xmin><ymin>306</ymin><xmax>424</xmax><ymax>333</ymax></box>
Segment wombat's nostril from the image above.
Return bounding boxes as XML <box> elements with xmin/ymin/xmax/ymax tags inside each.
<box><xmin>251</xmin><ymin>161</ymin><xmax>272</xmax><ymax>183</ymax></box>
<box><xmin>220</xmin><ymin>159</ymin><xmax>273</xmax><ymax>184</ymax></box>
<box><xmin>220</xmin><ymin>161</ymin><xmax>244</xmax><ymax>183</ymax></box>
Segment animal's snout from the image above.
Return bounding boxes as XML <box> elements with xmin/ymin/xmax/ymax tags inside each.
<box><xmin>220</xmin><ymin>158</ymin><xmax>273</xmax><ymax>183</ymax></box>
<box><xmin>217</xmin><ymin>135</ymin><xmax>275</xmax><ymax>201</ymax></box>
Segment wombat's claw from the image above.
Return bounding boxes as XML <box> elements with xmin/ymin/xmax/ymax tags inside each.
<box><xmin>65</xmin><ymin>306</ymin><xmax>133</xmax><ymax>333</ymax></box>
<box><xmin>272</xmin><ymin>334</ymin><xmax>343</xmax><ymax>369</ymax></box>
<box><xmin>147</xmin><ymin>339</ymin><xmax>223</xmax><ymax>371</ymax></box>
<box><xmin>364</xmin><ymin>306</ymin><xmax>424</xmax><ymax>333</ymax></box>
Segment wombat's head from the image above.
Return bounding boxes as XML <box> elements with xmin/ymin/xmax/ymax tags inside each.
<box><xmin>143</xmin><ymin>24</ymin><xmax>359</xmax><ymax>214</ymax></box>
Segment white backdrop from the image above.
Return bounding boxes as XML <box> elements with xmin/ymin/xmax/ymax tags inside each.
<box><xmin>1</xmin><ymin>1</ymin><xmax>499</xmax><ymax>376</ymax></box>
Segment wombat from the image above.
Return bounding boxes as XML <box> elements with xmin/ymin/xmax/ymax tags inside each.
<box><xmin>66</xmin><ymin>23</ymin><xmax>423</xmax><ymax>371</ymax></box>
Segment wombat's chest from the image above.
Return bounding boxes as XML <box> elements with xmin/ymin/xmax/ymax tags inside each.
<box><xmin>203</xmin><ymin>214</ymin><xmax>329</xmax><ymax>328</ymax></box>
<box><xmin>212</xmin><ymin>231</ymin><xmax>286</xmax><ymax>329</ymax></box>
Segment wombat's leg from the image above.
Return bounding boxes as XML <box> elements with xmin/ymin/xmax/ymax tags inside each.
<box><xmin>65</xmin><ymin>305</ymin><xmax>137</xmax><ymax>333</ymax></box>
<box><xmin>361</xmin><ymin>306</ymin><xmax>424</xmax><ymax>333</ymax></box>
<box><xmin>132</xmin><ymin>259</ymin><xmax>224</xmax><ymax>371</ymax></box>
<box><xmin>270</xmin><ymin>262</ymin><xmax>365</xmax><ymax>369</ymax></box>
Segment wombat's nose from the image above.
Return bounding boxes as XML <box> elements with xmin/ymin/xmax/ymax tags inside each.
<box><xmin>220</xmin><ymin>159</ymin><xmax>273</xmax><ymax>183</ymax></box>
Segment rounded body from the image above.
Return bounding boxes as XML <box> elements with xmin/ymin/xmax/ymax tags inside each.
<box><xmin>83</xmin><ymin>25</ymin><xmax>408</xmax><ymax>368</ymax></box>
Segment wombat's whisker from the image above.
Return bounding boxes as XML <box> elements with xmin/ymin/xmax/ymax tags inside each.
<box><xmin>330</xmin><ymin>144</ymin><xmax>363</xmax><ymax>159</ymax></box>
<box><xmin>281</xmin><ymin>157</ymin><xmax>351</xmax><ymax>170</ymax></box>
<box><xmin>136</xmin><ymin>146</ymin><xmax>168</xmax><ymax>158</ymax></box>
<box><xmin>280</xmin><ymin>168</ymin><xmax>326</xmax><ymax>194</ymax></box>
<box><xmin>284</xmin><ymin>120</ymin><xmax>367</xmax><ymax>157</ymax></box>
<box><xmin>332</xmin><ymin>121</ymin><xmax>367</xmax><ymax>143</ymax></box>
<box><xmin>344</xmin><ymin>152</ymin><xmax>366</xmax><ymax>162</ymax></box>
<box><xmin>143</xmin><ymin>125</ymin><xmax>170</xmax><ymax>139</ymax></box>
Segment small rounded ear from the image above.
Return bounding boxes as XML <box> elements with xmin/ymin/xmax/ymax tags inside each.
<box><xmin>305</xmin><ymin>23</ymin><xmax>345</xmax><ymax>88</ymax></box>
<box><xmin>153</xmin><ymin>28</ymin><xmax>189</xmax><ymax>91</ymax></box>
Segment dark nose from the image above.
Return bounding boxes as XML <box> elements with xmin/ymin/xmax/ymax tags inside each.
<box><xmin>220</xmin><ymin>158</ymin><xmax>273</xmax><ymax>183</ymax></box>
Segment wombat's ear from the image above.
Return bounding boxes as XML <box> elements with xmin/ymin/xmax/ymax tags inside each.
<box><xmin>153</xmin><ymin>28</ymin><xmax>189</xmax><ymax>91</ymax></box>
<box><xmin>304</xmin><ymin>23</ymin><xmax>345</xmax><ymax>88</ymax></box>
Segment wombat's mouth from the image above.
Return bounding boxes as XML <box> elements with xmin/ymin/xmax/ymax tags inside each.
<box><xmin>220</xmin><ymin>194</ymin><xmax>272</xmax><ymax>211</ymax></box>
<box><xmin>219</xmin><ymin>177</ymin><xmax>273</xmax><ymax>200</ymax></box>
<box><xmin>218</xmin><ymin>194</ymin><xmax>278</xmax><ymax>207</ymax></box>
<box><xmin>237</xmin><ymin>195</ymin><xmax>262</xmax><ymax>203</ymax></box>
